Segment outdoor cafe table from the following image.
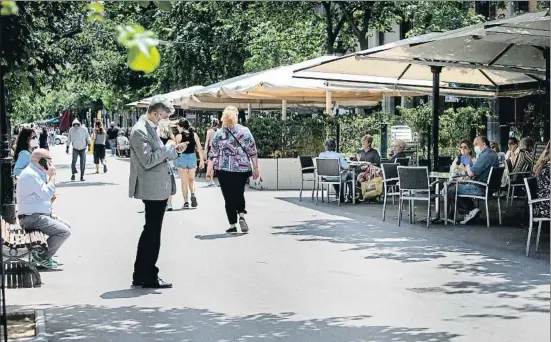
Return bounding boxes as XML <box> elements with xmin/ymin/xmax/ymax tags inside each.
<box><xmin>429</xmin><ymin>172</ymin><xmax>458</xmax><ymax>225</ymax></box>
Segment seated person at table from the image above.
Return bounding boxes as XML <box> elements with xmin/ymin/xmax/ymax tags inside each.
<box><xmin>448</xmin><ymin>136</ymin><xmax>499</xmax><ymax>224</ymax></box>
<box><xmin>505</xmin><ymin>137</ymin><xmax>519</xmax><ymax>165</ymax></box>
<box><xmin>450</xmin><ymin>139</ymin><xmax>476</xmax><ymax>176</ymax></box>
<box><xmin>16</xmin><ymin>149</ymin><xmax>71</xmax><ymax>269</ymax></box>
<box><xmin>509</xmin><ymin>137</ymin><xmax>534</xmax><ymax>182</ymax></box>
<box><xmin>357</xmin><ymin>134</ymin><xmax>381</xmax><ymax>167</ymax></box>
<box><xmin>533</xmin><ymin>141</ymin><xmax>550</xmax><ymax>218</ymax></box>
<box><xmin>319</xmin><ymin>139</ymin><xmax>352</xmax><ymax>202</ymax></box>
<box><xmin>388</xmin><ymin>139</ymin><xmax>407</xmax><ymax>163</ymax></box>
<box><xmin>490</xmin><ymin>141</ymin><xmax>506</xmax><ymax>165</ymax></box>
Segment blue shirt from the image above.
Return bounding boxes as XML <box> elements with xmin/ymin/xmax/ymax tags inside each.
<box><xmin>16</xmin><ymin>163</ymin><xmax>55</xmax><ymax>215</ymax></box>
<box><xmin>318</xmin><ymin>151</ymin><xmax>349</xmax><ymax>169</ymax></box>
<box><xmin>14</xmin><ymin>150</ymin><xmax>31</xmax><ymax>177</ymax></box>
<box><xmin>471</xmin><ymin>148</ymin><xmax>499</xmax><ymax>183</ymax></box>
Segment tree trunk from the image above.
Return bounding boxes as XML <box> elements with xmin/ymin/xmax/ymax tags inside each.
<box><xmin>528</xmin><ymin>0</ymin><xmax>537</xmax><ymax>12</ymax></box>
<box><xmin>322</xmin><ymin>2</ymin><xmax>335</xmax><ymax>54</ymax></box>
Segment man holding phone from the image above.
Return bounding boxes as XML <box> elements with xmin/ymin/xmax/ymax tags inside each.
<box><xmin>129</xmin><ymin>96</ymin><xmax>188</xmax><ymax>289</ymax></box>
<box><xmin>16</xmin><ymin>149</ymin><xmax>71</xmax><ymax>269</ymax></box>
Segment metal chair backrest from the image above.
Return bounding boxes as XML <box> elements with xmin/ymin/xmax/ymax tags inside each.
<box><xmin>380</xmin><ymin>158</ymin><xmax>389</xmax><ymax>164</ymax></box>
<box><xmin>298</xmin><ymin>156</ymin><xmax>315</xmax><ymax>174</ymax></box>
<box><xmin>396</xmin><ymin>157</ymin><xmax>410</xmax><ymax>166</ymax></box>
<box><xmin>315</xmin><ymin>158</ymin><xmax>341</xmax><ymax>178</ymax></box>
<box><xmin>487</xmin><ymin>166</ymin><xmax>505</xmax><ymax>192</ymax></box>
<box><xmin>523</xmin><ymin>177</ymin><xmax>538</xmax><ymax>202</ymax></box>
<box><xmin>397</xmin><ymin>166</ymin><xmax>429</xmax><ymax>190</ymax></box>
<box><xmin>382</xmin><ymin>163</ymin><xmax>399</xmax><ymax>181</ymax></box>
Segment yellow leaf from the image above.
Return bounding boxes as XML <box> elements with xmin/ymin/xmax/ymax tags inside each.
<box><xmin>127</xmin><ymin>46</ymin><xmax>160</xmax><ymax>73</ymax></box>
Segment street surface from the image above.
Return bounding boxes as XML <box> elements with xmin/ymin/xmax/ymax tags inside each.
<box><xmin>7</xmin><ymin>145</ymin><xmax>550</xmax><ymax>342</ymax></box>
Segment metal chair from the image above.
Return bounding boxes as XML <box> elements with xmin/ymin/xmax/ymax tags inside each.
<box><xmin>314</xmin><ymin>158</ymin><xmax>355</xmax><ymax>206</ymax></box>
<box><xmin>397</xmin><ymin>166</ymin><xmax>440</xmax><ymax>228</ymax></box>
<box><xmin>523</xmin><ymin>177</ymin><xmax>550</xmax><ymax>256</ymax></box>
<box><xmin>453</xmin><ymin>166</ymin><xmax>505</xmax><ymax>227</ymax></box>
<box><xmin>298</xmin><ymin>156</ymin><xmax>316</xmax><ymax>202</ymax></box>
<box><xmin>506</xmin><ymin>159</ymin><xmax>532</xmax><ymax>206</ymax></box>
<box><xmin>381</xmin><ymin>163</ymin><xmax>400</xmax><ymax>221</ymax></box>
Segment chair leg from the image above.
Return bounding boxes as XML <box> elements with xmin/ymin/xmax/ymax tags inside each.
<box><xmin>311</xmin><ymin>180</ymin><xmax>315</xmax><ymax>200</ymax></box>
<box><xmin>426</xmin><ymin>197</ymin><xmax>431</xmax><ymax>229</ymax></box>
<box><xmin>398</xmin><ymin>194</ymin><xmax>403</xmax><ymax>227</ymax></box>
<box><xmin>526</xmin><ymin>220</ymin><xmax>533</xmax><ymax>257</ymax></box>
<box><xmin>315</xmin><ymin>180</ymin><xmax>319</xmax><ymax>205</ymax></box>
<box><xmin>485</xmin><ymin>200</ymin><xmax>490</xmax><ymax>228</ymax></box>
<box><xmin>536</xmin><ymin>221</ymin><xmax>543</xmax><ymax>252</ymax></box>
<box><xmin>299</xmin><ymin>178</ymin><xmax>304</xmax><ymax>202</ymax></box>
<box><xmin>510</xmin><ymin>187</ymin><xmax>515</xmax><ymax>206</ymax></box>
<box><xmin>454</xmin><ymin>193</ymin><xmax>458</xmax><ymax>226</ymax></box>
<box><xmin>337</xmin><ymin>183</ymin><xmax>342</xmax><ymax>206</ymax></box>
<box><xmin>382</xmin><ymin>190</ymin><xmax>388</xmax><ymax>221</ymax></box>
<box><xmin>497</xmin><ymin>195</ymin><xmax>502</xmax><ymax>226</ymax></box>
<box><xmin>507</xmin><ymin>183</ymin><xmax>511</xmax><ymax>207</ymax></box>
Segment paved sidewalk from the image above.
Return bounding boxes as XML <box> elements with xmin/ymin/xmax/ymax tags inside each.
<box><xmin>6</xmin><ymin>145</ymin><xmax>550</xmax><ymax>342</ymax></box>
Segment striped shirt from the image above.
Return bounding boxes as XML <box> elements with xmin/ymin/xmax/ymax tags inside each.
<box><xmin>209</xmin><ymin>125</ymin><xmax>257</xmax><ymax>173</ymax></box>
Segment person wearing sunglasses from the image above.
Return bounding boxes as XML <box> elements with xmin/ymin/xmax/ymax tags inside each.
<box><xmin>66</xmin><ymin>118</ymin><xmax>90</xmax><ymax>182</ymax></box>
<box><xmin>13</xmin><ymin>128</ymin><xmax>39</xmax><ymax>177</ymax></box>
<box><xmin>450</xmin><ymin>139</ymin><xmax>476</xmax><ymax>177</ymax></box>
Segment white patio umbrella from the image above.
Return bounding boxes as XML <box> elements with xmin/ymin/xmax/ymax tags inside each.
<box><xmin>126</xmin><ymin>86</ymin><xmax>204</xmax><ymax>108</ymax></box>
<box><xmin>294</xmin><ymin>11</ymin><xmax>547</xmax><ymax>170</ymax></box>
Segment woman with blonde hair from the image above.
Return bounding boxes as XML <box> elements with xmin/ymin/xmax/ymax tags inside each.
<box><xmin>206</xmin><ymin>106</ymin><xmax>260</xmax><ymax>234</ymax></box>
<box><xmin>533</xmin><ymin>141</ymin><xmax>550</xmax><ymax>218</ymax></box>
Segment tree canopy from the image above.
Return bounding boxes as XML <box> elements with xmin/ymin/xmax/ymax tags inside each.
<box><xmin>2</xmin><ymin>1</ymin><xmax>533</xmax><ymax>122</ymax></box>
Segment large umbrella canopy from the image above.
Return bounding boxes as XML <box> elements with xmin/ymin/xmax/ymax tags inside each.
<box><xmin>176</xmin><ymin>95</ymin><xmax>378</xmax><ymax>110</ymax></box>
<box><xmin>127</xmin><ymin>86</ymin><xmax>204</xmax><ymax>108</ymax></box>
<box><xmin>335</xmin><ymin>11</ymin><xmax>549</xmax><ymax>76</ymax></box>
<box><xmin>188</xmin><ymin>56</ymin><xmax>415</xmax><ymax>103</ymax></box>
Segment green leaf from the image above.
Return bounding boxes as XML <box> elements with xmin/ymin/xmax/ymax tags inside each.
<box><xmin>1</xmin><ymin>1</ymin><xmax>18</xmax><ymax>16</ymax></box>
<box><xmin>87</xmin><ymin>2</ymin><xmax>104</xmax><ymax>22</ymax></box>
<box><xmin>127</xmin><ymin>46</ymin><xmax>160</xmax><ymax>73</ymax></box>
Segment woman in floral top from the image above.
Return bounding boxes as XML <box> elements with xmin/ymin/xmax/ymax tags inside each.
<box><xmin>533</xmin><ymin>141</ymin><xmax>550</xmax><ymax>218</ymax></box>
<box><xmin>206</xmin><ymin>106</ymin><xmax>260</xmax><ymax>234</ymax></box>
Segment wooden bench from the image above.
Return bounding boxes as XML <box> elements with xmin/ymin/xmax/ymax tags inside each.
<box><xmin>1</xmin><ymin>219</ymin><xmax>48</xmax><ymax>288</ymax></box>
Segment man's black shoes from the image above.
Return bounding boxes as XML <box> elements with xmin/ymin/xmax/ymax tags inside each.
<box><xmin>132</xmin><ymin>278</ymin><xmax>172</xmax><ymax>289</ymax></box>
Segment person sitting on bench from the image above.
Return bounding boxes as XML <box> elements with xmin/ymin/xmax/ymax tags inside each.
<box><xmin>16</xmin><ymin>148</ymin><xmax>71</xmax><ymax>269</ymax></box>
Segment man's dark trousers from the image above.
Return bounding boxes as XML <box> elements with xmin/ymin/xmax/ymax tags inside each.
<box><xmin>133</xmin><ymin>199</ymin><xmax>168</xmax><ymax>283</ymax></box>
<box><xmin>71</xmin><ymin>148</ymin><xmax>86</xmax><ymax>176</ymax></box>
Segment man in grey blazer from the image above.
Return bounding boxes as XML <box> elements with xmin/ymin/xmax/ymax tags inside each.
<box><xmin>129</xmin><ymin>96</ymin><xmax>187</xmax><ymax>289</ymax></box>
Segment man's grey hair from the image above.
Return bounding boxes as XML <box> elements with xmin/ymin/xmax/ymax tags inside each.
<box><xmin>519</xmin><ymin>137</ymin><xmax>534</xmax><ymax>151</ymax></box>
<box><xmin>324</xmin><ymin>138</ymin><xmax>336</xmax><ymax>152</ymax></box>
<box><xmin>147</xmin><ymin>96</ymin><xmax>175</xmax><ymax>115</ymax></box>
<box><xmin>392</xmin><ymin>139</ymin><xmax>406</xmax><ymax>152</ymax></box>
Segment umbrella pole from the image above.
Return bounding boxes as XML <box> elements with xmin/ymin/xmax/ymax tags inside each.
<box><xmin>545</xmin><ymin>48</ymin><xmax>550</xmax><ymax>141</ymax></box>
<box><xmin>431</xmin><ymin>66</ymin><xmax>442</xmax><ymax>172</ymax></box>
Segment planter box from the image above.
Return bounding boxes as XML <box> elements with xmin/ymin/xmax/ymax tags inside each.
<box><xmin>253</xmin><ymin>158</ymin><xmax>316</xmax><ymax>191</ymax></box>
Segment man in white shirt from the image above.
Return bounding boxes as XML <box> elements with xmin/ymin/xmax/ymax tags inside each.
<box><xmin>66</xmin><ymin>118</ymin><xmax>90</xmax><ymax>181</ymax></box>
<box><xmin>17</xmin><ymin>149</ymin><xmax>71</xmax><ymax>269</ymax></box>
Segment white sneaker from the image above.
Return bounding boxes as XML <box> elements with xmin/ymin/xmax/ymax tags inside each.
<box><xmin>460</xmin><ymin>208</ymin><xmax>480</xmax><ymax>225</ymax></box>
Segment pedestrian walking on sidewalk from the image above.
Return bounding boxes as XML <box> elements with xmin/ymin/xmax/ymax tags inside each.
<box><xmin>203</xmin><ymin>118</ymin><xmax>219</xmax><ymax>187</ymax></box>
<box><xmin>91</xmin><ymin>120</ymin><xmax>107</xmax><ymax>174</ymax></box>
<box><xmin>66</xmin><ymin>118</ymin><xmax>90</xmax><ymax>182</ymax></box>
<box><xmin>174</xmin><ymin>119</ymin><xmax>204</xmax><ymax>209</ymax></box>
<box><xmin>107</xmin><ymin>122</ymin><xmax>119</xmax><ymax>156</ymax></box>
<box><xmin>128</xmin><ymin>96</ymin><xmax>188</xmax><ymax>289</ymax></box>
<box><xmin>206</xmin><ymin>106</ymin><xmax>260</xmax><ymax>234</ymax></box>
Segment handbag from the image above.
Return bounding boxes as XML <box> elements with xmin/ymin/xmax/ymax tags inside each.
<box><xmin>225</xmin><ymin>128</ymin><xmax>254</xmax><ymax>178</ymax></box>
<box><xmin>361</xmin><ymin>176</ymin><xmax>383</xmax><ymax>200</ymax></box>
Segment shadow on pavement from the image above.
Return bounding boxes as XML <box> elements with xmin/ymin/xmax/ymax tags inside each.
<box><xmin>56</xmin><ymin>181</ymin><xmax>118</xmax><ymax>188</ymax></box>
<box><xmin>195</xmin><ymin>233</ymin><xmax>247</xmax><ymax>240</ymax></box>
<box><xmin>272</xmin><ymin>198</ymin><xmax>550</xmax><ymax>310</ymax></box>
<box><xmin>100</xmin><ymin>288</ymin><xmax>160</xmax><ymax>300</ymax></box>
<box><xmin>44</xmin><ymin>305</ymin><xmax>460</xmax><ymax>342</ymax></box>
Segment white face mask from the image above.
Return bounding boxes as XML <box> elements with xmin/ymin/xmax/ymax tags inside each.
<box><xmin>30</xmin><ymin>138</ymin><xmax>38</xmax><ymax>149</ymax></box>
<box><xmin>474</xmin><ymin>146</ymin><xmax>482</xmax><ymax>155</ymax></box>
